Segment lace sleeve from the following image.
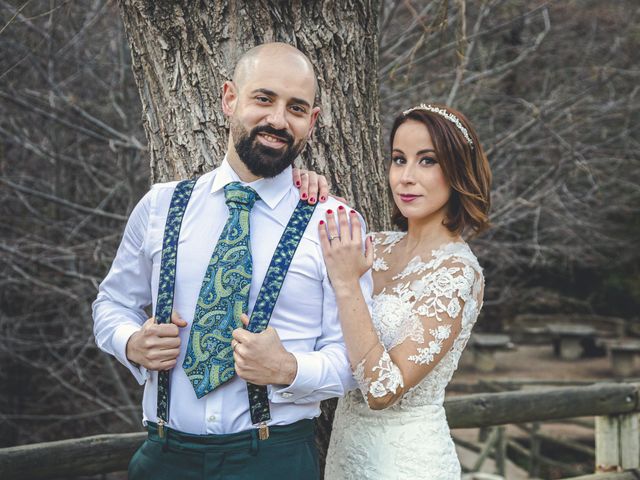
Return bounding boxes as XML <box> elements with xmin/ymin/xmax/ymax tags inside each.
<box><xmin>353</xmin><ymin>253</ymin><xmax>484</xmax><ymax>410</ymax></box>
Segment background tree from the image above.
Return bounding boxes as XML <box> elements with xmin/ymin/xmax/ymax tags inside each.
<box><xmin>117</xmin><ymin>0</ymin><xmax>390</xmax><ymax>225</ymax></box>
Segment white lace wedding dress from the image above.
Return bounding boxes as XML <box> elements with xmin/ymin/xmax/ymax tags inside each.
<box><xmin>325</xmin><ymin>232</ymin><xmax>484</xmax><ymax>480</ymax></box>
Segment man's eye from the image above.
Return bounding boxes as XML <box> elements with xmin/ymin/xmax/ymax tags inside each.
<box><xmin>256</xmin><ymin>96</ymin><xmax>270</xmax><ymax>103</ymax></box>
<box><xmin>291</xmin><ymin>105</ymin><xmax>306</xmax><ymax>113</ymax></box>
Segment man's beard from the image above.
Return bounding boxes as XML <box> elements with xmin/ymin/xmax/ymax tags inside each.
<box><xmin>232</xmin><ymin>123</ymin><xmax>306</xmax><ymax>178</ymax></box>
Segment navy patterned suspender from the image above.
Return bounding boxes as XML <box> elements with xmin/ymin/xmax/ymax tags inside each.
<box><xmin>245</xmin><ymin>200</ymin><xmax>317</xmax><ymax>439</ymax></box>
<box><xmin>155</xmin><ymin>180</ymin><xmax>316</xmax><ymax>439</ymax></box>
<box><xmin>154</xmin><ymin>179</ymin><xmax>198</xmax><ymax>437</ymax></box>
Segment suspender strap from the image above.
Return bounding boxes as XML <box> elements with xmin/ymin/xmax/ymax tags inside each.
<box><xmin>154</xmin><ymin>179</ymin><xmax>197</xmax><ymax>436</ymax></box>
<box><xmin>246</xmin><ymin>200</ymin><xmax>317</xmax><ymax>434</ymax></box>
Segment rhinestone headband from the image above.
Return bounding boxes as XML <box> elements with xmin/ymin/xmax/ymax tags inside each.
<box><xmin>402</xmin><ymin>104</ymin><xmax>474</xmax><ymax>148</ymax></box>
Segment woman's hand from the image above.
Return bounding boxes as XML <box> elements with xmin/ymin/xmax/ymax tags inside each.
<box><xmin>319</xmin><ymin>206</ymin><xmax>373</xmax><ymax>290</ymax></box>
<box><xmin>292</xmin><ymin>167</ymin><xmax>330</xmax><ymax>204</ymax></box>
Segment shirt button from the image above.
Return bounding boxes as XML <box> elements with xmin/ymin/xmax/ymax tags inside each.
<box><xmin>281</xmin><ymin>392</ymin><xmax>293</xmax><ymax>399</ymax></box>
<box><xmin>207</xmin><ymin>415</ymin><xmax>216</xmax><ymax>422</ymax></box>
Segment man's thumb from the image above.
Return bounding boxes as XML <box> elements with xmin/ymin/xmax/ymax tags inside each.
<box><xmin>171</xmin><ymin>310</ymin><xmax>187</xmax><ymax>327</ymax></box>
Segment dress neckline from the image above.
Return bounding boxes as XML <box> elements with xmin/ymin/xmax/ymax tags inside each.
<box><xmin>372</xmin><ymin>232</ymin><xmax>471</xmax><ymax>297</ymax></box>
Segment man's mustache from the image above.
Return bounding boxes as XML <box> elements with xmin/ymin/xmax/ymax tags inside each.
<box><xmin>250</xmin><ymin>125</ymin><xmax>294</xmax><ymax>145</ymax></box>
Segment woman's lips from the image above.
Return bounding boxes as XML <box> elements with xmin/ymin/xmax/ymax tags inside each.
<box><xmin>399</xmin><ymin>194</ymin><xmax>421</xmax><ymax>203</ymax></box>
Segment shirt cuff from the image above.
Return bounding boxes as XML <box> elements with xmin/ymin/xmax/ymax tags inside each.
<box><xmin>269</xmin><ymin>352</ymin><xmax>317</xmax><ymax>403</ymax></box>
<box><xmin>112</xmin><ymin>323</ymin><xmax>148</xmax><ymax>385</ymax></box>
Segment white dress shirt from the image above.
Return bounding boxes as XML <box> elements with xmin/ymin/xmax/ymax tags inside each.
<box><xmin>93</xmin><ymin>158</ymin><xmax>372</xmax><ymax>434</ymax></box>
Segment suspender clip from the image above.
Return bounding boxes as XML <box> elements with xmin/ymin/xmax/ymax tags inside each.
<box><xmin>258</xmin><ymin>422</ymin><xmax>269</xmax><ymax>440</ymax></box>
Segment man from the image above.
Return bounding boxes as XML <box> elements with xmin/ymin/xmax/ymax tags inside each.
<box><xmin>92</xmin><ymin>42</ymin><xmax>372</xmax><ymax>479</ymax></box>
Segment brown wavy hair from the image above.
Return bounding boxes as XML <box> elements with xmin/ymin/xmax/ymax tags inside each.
<box><xmin>389</xmin><ymin>105</ymin><xmax>491</xmax><ymax>236</ymax></box>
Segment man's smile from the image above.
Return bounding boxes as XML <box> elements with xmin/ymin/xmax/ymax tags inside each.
<box><xmin>257</xmin><ymin>132</ymin><xmax>287</xmax><ymax>149</ymax></box>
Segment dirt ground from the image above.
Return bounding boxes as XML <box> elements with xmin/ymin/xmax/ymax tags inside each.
<box><xmin>453</xmin><ymin>344</ymin><xmax>619</xmax><ymax>383</ymax></box>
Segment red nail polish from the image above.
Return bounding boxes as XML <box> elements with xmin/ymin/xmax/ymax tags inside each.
<box><xmin>296</xmin><ymin>181</ymin><xmax>301</xmax><ymax>187</ymax></box>
<box><xmin>327</xmin><ymin>209</ymin><xmax>333</xmax><ymax>214</ymax></box>
<box><xmin>301</xmin><ymin>193</ymin><xmax>307</xmax><ymax>199</ymax></box>
<box><xmin>319</xmin><ymin>220</ymin><xmax>325</xmax><ymax>225</ymax></box>
<box><xmin>350</xmin><ymin>209</ymin><xmax>356</xmax><ymax>214</ymax></box>
<box><xmin>310</xmin><ymin>197</ymin><xmax>316</xmax><ymax>203</ymax></box>
<box><xmin>320</xmin><ymin>196</ymin><xmax>326</xmax><ymax>201</ymax></box>
<box><xmin>338</xmin><ymin>205</ymin><xmax>344</xmax><ymax>210</ymax></box>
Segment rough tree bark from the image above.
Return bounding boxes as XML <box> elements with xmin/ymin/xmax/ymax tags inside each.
<box><xmin>117</xmin><ymin>0</ymin><xmax>390</xmax><ymax>471</ymax></box>
<box><xmin>118</xmin><ymin>0</ymin><xmax>390</xmax><ymax>229</ymax></box>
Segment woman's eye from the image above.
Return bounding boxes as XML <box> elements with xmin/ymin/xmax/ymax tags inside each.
<box><xmin>420</xmin><ymin>157</ymin><xmax>437</xmax><ymax>165</ymax></box>
<box><xmin>392</xmin><ymin>156</ymin><xmax>405</xmax><ymax>165</ymax></box>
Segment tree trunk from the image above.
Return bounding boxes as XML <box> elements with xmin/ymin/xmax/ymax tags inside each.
<box><xmin>118</xmin><ymin>0</ymin><xmax>390</xmax><ymax>230</ymax></box>
<box><xmin>117</xmin><ymin>0</ymin><xmax>390</xmax><ymax>472</ymax></box>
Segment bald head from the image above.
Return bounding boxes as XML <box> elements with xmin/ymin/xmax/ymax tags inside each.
<box><xmin>233</xmin><ymin>42</ymin><xmax>318</xmax><ymax>98</ymax></box>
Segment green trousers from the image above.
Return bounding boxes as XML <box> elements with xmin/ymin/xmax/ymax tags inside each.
<box><xmin>128</xmin><ymin>420</ymin><xmax>319</xmax><ymax>480</ymax></box>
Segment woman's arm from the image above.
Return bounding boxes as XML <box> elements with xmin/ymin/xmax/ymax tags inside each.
<box><xmin>319</xmin><ymin>208</ymin><xmax>482</xmax><ymax>409</ymax></box>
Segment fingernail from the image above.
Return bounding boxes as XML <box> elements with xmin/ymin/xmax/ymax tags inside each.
<box><xmin>296</xmin><ymin>181</ymin><xmax>301</xmax><ymax>187</ymax></box>
<box><xmin>338</xmin><ymin>205</ymin><xmax>344</xmax><ymax>210</ymax></box>
<box><xmin>350</xmin><ymin>209</ymin><xmax>356</xmax><ymax>214</ymax></box>
<box><xmin>301</xmin><ymin>193</ymin><xmax>307</xmax><ymax>199</ymax></box>
<box><xmin>327</xmin><ymin>209</ymin><xmax>333</xmax><ymax>214</ymax></box>
<box><xmin>319</xmin><ymin>220</ymin><xmax>325</xmax><ymax>225</ymax></box>
<box><xmin>320</xmin><ymin>196</ymin><xmax>326</xmax><ymax>201</ymax></box>
<box><xmin>310</xmin><ymin>197</ymin><xmax>316</xmax><ymax>203</ymax></box>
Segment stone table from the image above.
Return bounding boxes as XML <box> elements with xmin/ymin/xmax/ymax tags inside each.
<box><xmin>546</xmin><ymin>324</ymin><xmax>596</xmax><ymax>360</ymax></box>
<box><xmin>469</xmin><ymin>333</ymin><xmax>514</xmax><ymax>373</ymax></box>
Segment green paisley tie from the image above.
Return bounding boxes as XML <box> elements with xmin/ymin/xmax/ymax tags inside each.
<box><xmin>182</xmin><ymin>182</ymin><xmax>259</xmax><ymax>399</ymax></box>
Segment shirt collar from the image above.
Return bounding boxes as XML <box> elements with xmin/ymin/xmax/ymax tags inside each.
<box><xmin>210</xmin><ymin>156</ymin><xmax>294</xmax><ymax>210</ymax></box>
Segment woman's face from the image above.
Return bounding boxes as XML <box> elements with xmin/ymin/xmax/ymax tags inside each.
<box><xmin>389</xmin><ymin>119</ymin><xmax>451</xmax><ymax>225</ymax></box>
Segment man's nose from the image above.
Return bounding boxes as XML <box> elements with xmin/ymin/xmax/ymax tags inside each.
<box><xmin>266</xmin><ymin>104</ymin><xmax>287</xmax><ymax>130</ymax></box>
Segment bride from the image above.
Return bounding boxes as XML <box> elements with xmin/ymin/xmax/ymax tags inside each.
<box><xmin>297</xmin><ymin>104</ymin><xmax>491</xmax><ymax>479</ymax></box>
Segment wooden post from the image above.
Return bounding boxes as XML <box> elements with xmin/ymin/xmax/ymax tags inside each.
<box><xmin>619</xmin><ymin>413</ymin><xmax>639</xmax><ymax>469</ymax></box>
<box><xmin>472</xmin><ymin>427</ymin><xmax>499</xmax><ymax>472</ymax></box>
<box><xmin>529</xmin><ymin>422</ymin><xmax>541</xmax><ymax>478</ymax></box>
<box><xmin>596</xmin><ymin>413</ymin><xmax>640</xmax><ymax>472</ymax></box>
<box><xmin>596</xmin><ymin>415</ymin><xmax>620</xmax><ymax>472</ymax></box>
<box><xmin>495</xmin><ymin>426</ymin><xmax>507</xmax><ymax>477</ymax></box>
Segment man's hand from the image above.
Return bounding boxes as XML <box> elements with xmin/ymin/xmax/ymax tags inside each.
<box><xmin>232</xmin><ymin>314</ymin><xmax>297</xmax><ymax>386</ymax></box>
<box><xmin>125</xmin><ymin>311</ymin><xmax>187</xmax><ymax>371</ymax></box>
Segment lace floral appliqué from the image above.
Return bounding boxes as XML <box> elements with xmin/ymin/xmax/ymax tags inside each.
<box><xmin>354</xmin><ymin>351</ymin><xmax>404</xmax><ymax>400</ymax></box>
<box><xmin>371</xmin><ymin>232</ymin><xmax>405</xmax><ymax>271</ymax></box>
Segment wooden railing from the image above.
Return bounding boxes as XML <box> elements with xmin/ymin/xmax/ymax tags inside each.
<box><xmin>1</xmin><ymin>382</ymin><xmax>639</xmax><ymax>480</ymax></box>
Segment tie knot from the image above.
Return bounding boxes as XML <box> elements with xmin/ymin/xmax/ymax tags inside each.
<box><xmin>224</xmin><ymin>182</ymin><xmax>259</xmax><ymax>211</ymax></box>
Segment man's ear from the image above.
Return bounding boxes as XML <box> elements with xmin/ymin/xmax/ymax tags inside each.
<box><xmin>222</xmin><ymin>81</ymin><xmax>238</xmax><ymax>117</ymax></box>
<box><xmin>307</xmin><ymin>106</ymin><xmax>321</xmax><ymax>139</ymax></box>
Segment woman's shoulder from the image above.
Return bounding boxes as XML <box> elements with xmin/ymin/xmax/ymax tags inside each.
<box><xmin>396</xmin><ymin>240</ymin><xmax>483</xmax><ymax>286</ymax></box>
<box><xmin>430</xmin><ymin>242</ymin><xmax>485</xmax><ymax>301</ymax></box>
<box><xmin>433</xmin><ymin>241</ymin><xmax>482</xmax><ymax>272</ymax></box>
